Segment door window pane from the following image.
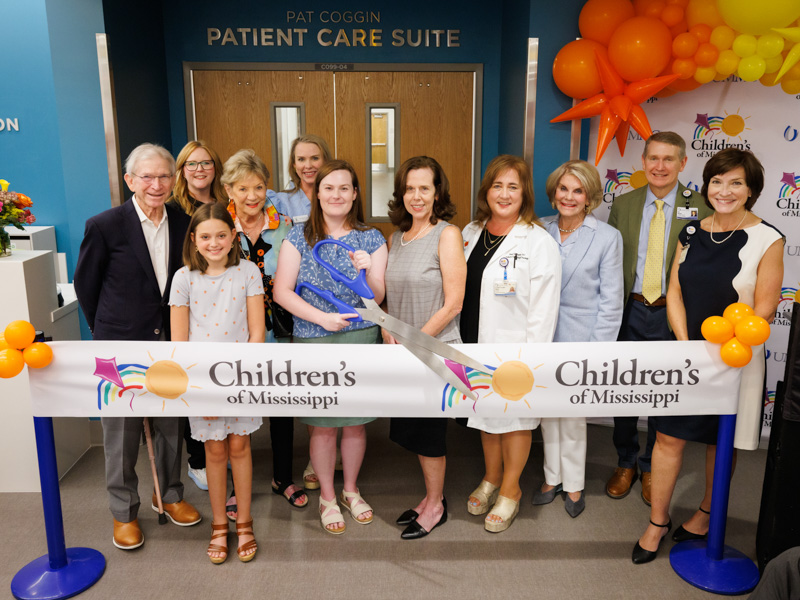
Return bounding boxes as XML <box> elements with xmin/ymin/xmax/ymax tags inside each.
<box><xmin>367</xmin><ymin>105</ymin><xmax>398</xmax><ymax>219</ymax></box>
<box><xmin>271</xmin><ymin>103</ymin><xmax>304</xmax><ymax>191</ymax></box>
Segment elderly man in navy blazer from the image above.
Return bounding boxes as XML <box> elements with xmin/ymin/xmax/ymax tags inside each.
<box><xmin>74</xmin><ymin>143</ymin><xmax>200</xmax><ymax>550</ymax></box>
<box><xmin>605</xmin><ymin>132</ymin><xmax>712</xmax><ymax>505</ymax></box>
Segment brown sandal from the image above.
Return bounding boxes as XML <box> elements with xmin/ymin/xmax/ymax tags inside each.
<box><xmin>207</xmin><ymin>522</ymin><xmax>229</xmax><ymax>564</ymax></box>
<box><xmin>236</xmin><ymin>519</ymin><xmax>257</xmax><ymax>562</ymax></box>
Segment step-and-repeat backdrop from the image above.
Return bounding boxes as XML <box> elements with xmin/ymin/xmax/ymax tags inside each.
<box><xmin>590</xmin><ymin>77</ymin><xmax>800</xmax><ymax>439</ymax></box>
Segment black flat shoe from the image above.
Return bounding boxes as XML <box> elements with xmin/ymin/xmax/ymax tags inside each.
<box><xmin>632</xmin><ymin>519</ymin><xmax>672</xmax><ymax>564</ymax></box>
<box><xmin>401</xmin><ymin>498</ymin><xmax>447</xmax><ymax>539</ymax></box>
<box><xmin>395</xmin><ymin>509</ymin><xmax>418</xmax><ymax>526</ymax></box>
<box><xmin>672</xmin><ymin>525</ymin><xmax>707</xmax><ymax>542</ymax></box>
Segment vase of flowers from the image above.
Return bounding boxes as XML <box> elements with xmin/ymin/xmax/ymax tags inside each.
<box><xmin>0</xmin><ymin>179</ymin><xmax>36</xmax><ymax>257</ymax></box>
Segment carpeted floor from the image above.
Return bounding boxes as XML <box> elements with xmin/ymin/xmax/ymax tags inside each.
<box><xmin>0</xmin><ymin>422</ymin><xmax>766</xmax><ymax>599</ymax></box>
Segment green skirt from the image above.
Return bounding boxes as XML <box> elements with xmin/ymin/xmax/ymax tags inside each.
<box><xmin>295</xmin><ymin>326</ymin><xmax>379</xmax><ymax>428</ymax></box>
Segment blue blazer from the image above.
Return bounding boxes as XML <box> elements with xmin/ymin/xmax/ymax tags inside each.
<box><xmin>542</xmin><ymin>214</ymin><xmax>624</xmax><ymax>343</ymax></box>
<box><xmin>74</xmin><ymin>199</ymin><xmax>189</xmax><ymax>341</ymax></box>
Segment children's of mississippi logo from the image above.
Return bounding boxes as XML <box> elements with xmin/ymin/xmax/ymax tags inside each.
<box><xmin>691</xmin><ymin>112</ymin><xmax>752</xmax><ymax>156</ymax></box>
<box><xmin>777</xmin><ymin>172</ymin><xmax>800</xmax><ymax>216</ymax></box>
<box><xmin>602</xmin><ymin>169</ymin><xmax>647</xmax><ymax>204</ymax></box>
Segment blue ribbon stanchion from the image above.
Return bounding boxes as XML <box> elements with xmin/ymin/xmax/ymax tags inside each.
<box><xmin>669</xmin><ymin>414</ymin><xmax>760</xmax><ymax>595</ymax></box>
<box><xmin>10</xmin><ymin>416</ymin><xmax>105</xmax><ymax>600</ymax></box>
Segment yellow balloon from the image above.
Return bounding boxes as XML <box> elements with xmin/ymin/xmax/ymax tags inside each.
<box><xmin>764</xmin><ymin>55</ymin><xmax>784</xmax><ymax>73</ymax></box>
<box><xmin>716</xmin><ymin>49</ymin><xmax>741</xmax><ymax>75</ymax></box>
<box><xmin>757</xmin><ymin>33</ymin><xmax>785</xmax><ymax>58</ymax></box>
<box><xmin>738</xmin><ymin>55</ymin><xmax>767</xmax><ymax>80</ymax></box>
<box><xmin>695</xmin><ymin>65</ymin><xmax>717</xmax><ymax>82</ymax></box>
<box><xmin>732</xmin><ymin>34</ymin><xmax>758</xmax><ymax>57</ymax></box>
<box><xmin>781</xmin><ymin>77</ymin><xmax>800</xmax><ymax>93</ymax></box>
<box><xmin>710</xmin><ymin>25</ymin><xmax>736</xmax><ymax>50</ymax></box>
<box><xmin>718</xmin><ymin>0</ymin><xmax>800</xmax><ymax>35</ymax></box>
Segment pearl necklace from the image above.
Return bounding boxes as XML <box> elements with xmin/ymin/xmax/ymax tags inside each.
<box><xmin>709</xmin><ymin>211</ymin><xmax>748</xmax><ymax>245</ymax></box>
<box><xmin>558</xmin><ymin>217</ymin><xmax>584</xmax><ymax>234</ymax></box>
<box><xmin>400</xmin><ymin>222</ymin><xmax>432</xmax><ymax>246</ymax></box>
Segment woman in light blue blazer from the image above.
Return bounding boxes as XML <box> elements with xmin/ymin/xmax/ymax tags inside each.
<box><xmin>536</xmin><ymin>160</ymin><xmax>624</xmax><ymax>517</ymax></box>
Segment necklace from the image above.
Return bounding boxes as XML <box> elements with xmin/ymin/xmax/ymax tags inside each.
<box><xmin>482</xmin><ymin>223</ymin><xmax>513</xmax><ymax>256</ymax></box>
<box><xmin>400</xmin><ymin>222</ymin><xmax>432</xmax><ymax>246</ymax></box>
<box><xmin>709</xmin><ymin>211</ymin><xmax>748</xmax><ymax>244</ymax></box>
<box><xmin>558</xmin><ymin>216</ymin><xmax>585</xmax><ymax>234</ymax></box>
<box><xmin>241</xmin><ymin>213</ymin><xmax>265</xmax><ymax>238</ymax></box>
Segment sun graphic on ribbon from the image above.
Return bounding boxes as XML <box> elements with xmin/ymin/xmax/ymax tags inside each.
<box><xmin>139</xmin><ymin>348</ymin><xmax>201</xmax><ymax>411</ymax></box>
<box><xmin>484</xmin><ymin>350</ymin><xmax>547</xmax><ymax>413</ymax></box>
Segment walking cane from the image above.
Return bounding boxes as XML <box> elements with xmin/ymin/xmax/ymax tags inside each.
<box><xmin>143</xmin><ymin>417</ymin><xmax>168</xmax><ymax>525</ymax></box>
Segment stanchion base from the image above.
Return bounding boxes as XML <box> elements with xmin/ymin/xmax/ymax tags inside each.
<box><xmin>670</xmin><ymin>540</ymin><xmax>759</xmax><ymax>595</ymax></box>
<box><xmin>11</xmin><ymin>547</ymin><xmax>105</xmax><ymax>600</ymax></box>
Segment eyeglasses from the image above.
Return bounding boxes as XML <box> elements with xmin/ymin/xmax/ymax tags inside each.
<box><xmin>185</xmin><ymin>161</ymin><xmax>214</xmax><ymax>171</ymax></box>
<box><xmin>132</xmin><ymin>173</ymin><xmax>173</xmax><ymax>185</ymax></box>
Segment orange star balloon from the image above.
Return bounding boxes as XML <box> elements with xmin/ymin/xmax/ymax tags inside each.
<box><xmin>550</xmin><ymin>50</ymin><xmax>680</xmax><ymax>164</ymax></box>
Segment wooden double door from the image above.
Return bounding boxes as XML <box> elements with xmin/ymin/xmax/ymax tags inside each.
<box><xmin>189</xmin><ymin>67</ymin><xmax>478</xmax><ymax>238</ymax></box>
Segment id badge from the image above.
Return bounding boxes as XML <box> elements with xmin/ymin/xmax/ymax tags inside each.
<box><xmin>494</xmin><ymin>279</ymin><xmax>517</xmax><ymax>296</ymax></box>
<box><xmin>676</xmin><ymin>207</ymin><xmax>698</xmax><ymax>220</ymax></box>
<box><xmin>293</xmin><ymin>214</ymin><xmax>309</xmax><ymax>224</ymax></box>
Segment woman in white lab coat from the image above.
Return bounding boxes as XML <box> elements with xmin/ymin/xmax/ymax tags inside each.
<box><xmin>461</xmin><ymin>155</ymin><xmax>561</xmax><ymax>532</ymax></box>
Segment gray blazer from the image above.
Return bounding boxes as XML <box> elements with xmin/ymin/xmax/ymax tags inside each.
<box><xmin>543</xmin><ymin>214</ymin><xmax>624</xmax><ymax>343</ymax></box>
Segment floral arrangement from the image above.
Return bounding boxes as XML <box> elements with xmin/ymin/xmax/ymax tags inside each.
<box><xmin>0</xmin><ymin>179</ymin><xmax>36</xmax><ymax>255</ymax></box>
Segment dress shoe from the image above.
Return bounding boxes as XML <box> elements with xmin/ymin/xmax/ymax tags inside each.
<box><xmin>401</xmin><ymin>498</ymin><xmax>447</xmax><ymax>539</ymax></box>
<box><xmin>564</xmin><ymin>491</ymin><xmax>585</xmax><ymax>518</ymax></box>
<box><xmin>113</xmin><ymin>517</ymin><xmax>144</xmax><ymax>550</ymax></box>
<box><xmin>152</xmin><ymin>494</ymin><xmax>202</xmax><ymax>526</ymax></box>
<box><xmin>396</xmin><ymin>509</ymin><xmax>419</xmax><ymax>526</ymax></box>
<box><xmin>632</xmin><ymin>519</ymin><xmax>672</xmax><ymax>564</ymax></box>
<box><xmin>532</xmin><ymin>483</ymin><xmax>562</xmax><ymax>505</ymax></box>
<box><xmin>640</xmin><ymin>472</ymin><xmax>652</xmax><ymax>506</ymax></box>
<box><xmin>673</xmin><ymin>506</ymin><xmax>710</xmax><ymax>542</ymax></box>
<box><xmin>606</xmin><ymin>467</ymin><xmax>637</xmax><ymax>499</ymax></box>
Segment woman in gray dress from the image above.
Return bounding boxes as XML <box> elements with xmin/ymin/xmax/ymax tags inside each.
<box><xmin>384</xmin><ymin>156</ymin><xmax>466</xmax><ymax>539</ymax></box>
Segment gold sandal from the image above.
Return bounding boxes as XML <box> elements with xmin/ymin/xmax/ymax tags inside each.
<box><xmin>485</xmin><ymin>495</ymin><xmax>520</xmax><ymax>533</ymax></box>
<box><xmin>319</xmin><ymin>496</ymin><xmax>346</xmax><ymax>535</ymax></box>
<box><xmin>468</xmin><ymin>480</ymin><xmax>500</xmax><ymax>515</ymax></box>
<box><xmin>303</xmin><ymin>461</ymin><xmax>320</xmax><ymax>490</ymax></box>
<box><xmin>207</xmin><ymin>522</ymin><xmax>229</xmax><ymax>564</ymax></box>
<box><xmin>236</xmin><ymin>519</ymin><xmax>257</xmax><ymax>562</ymax></box>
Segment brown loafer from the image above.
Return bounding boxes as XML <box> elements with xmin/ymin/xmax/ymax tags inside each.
<box><xmin>113</xmin><ymin>517</ymin><xmax>144</xmax><ymax>550</ymax></box>
<box><xmin>152</xmin><ymin>494</ymin><xmax>202</xmax><ymax>526</ymax></box>
<box><xmin>606</xmin><ymin>467</ymin><xmax>637</xmax><ymax>499</ymax></box>
<box><xmin>641</xmin><ymin>472</ymin><xmax>652</xmax><ymax>506</ymax></box>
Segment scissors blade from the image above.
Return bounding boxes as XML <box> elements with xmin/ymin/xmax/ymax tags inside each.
<box><xmin>358</xmin><ymin>302</ymin><xmax>490</xmax><ymax>375</ymax></box>
<box><xmin>393</xmin><ymin>332</ymin><xmax>478</xmax><ymax>402</ymax></box>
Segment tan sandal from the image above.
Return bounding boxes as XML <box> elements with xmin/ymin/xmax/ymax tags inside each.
<box><xmin>485</xmin><ymin>495</ymin><xmax>520</xmax><ymax>533</ymax></box>
<box><xmin>339</xmin><ymin>489</ymin><xmax>373</xmax><ymax>524</ymax></box>
<box><xmin>207</xmin><ymin>522</ymin><xmax>229</xmax><ymax>564</ymax></box>
<box><xmin>468</xmin><ymin>480</ymin><xmax>500</xmax><ymax>515</ymax></box>
<box><xmin>303</xmin><ymin>461</ymin><xmax>320</xmax><ymax>490</ymax></box>
<box><xmin>236</xmin><ymin>519</ymin><xmax>257</xmax><ymax>562</ymax></box>
<box><xmin>319</xmin><ymin>496</ymin><xmax>346</xmax><ymax>535</ymax></box>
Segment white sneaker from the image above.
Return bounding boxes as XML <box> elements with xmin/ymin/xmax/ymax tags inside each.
<box><xmin>187</xmin><ymin>465</ymin><xmax>208</xmax><ymax>491</ymax></box>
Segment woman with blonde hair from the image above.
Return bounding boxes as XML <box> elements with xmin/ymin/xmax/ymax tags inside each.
<box><xmin>535</xmin><ymin>160</ymin><xmax>623</xmax><ymax>518</ymax></box>
<box><xmin>169</xmin><ymin>140</ymin><xmax>226</xmax><ymax>215</ymax></box>
<box><xmin>271</xmin><ymin>134</ymin><xmax>332</xmax><ymax>224</ymax></box>
<box><xmin>463</xmin><ymin>155</ymin><xmax>561</xmax><ymax>532</ymax></box>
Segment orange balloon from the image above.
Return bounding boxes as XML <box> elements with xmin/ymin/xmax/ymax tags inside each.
<box><xmin>23</xmin><ymin>342</ymin><xmax>53</xmax><ymax>369</ymax></box>
<box><xmin>689</xmin><ymin>23</ymin><xmax>712</xmax><ymax>43</ymax></box>
<box><xmin>734</xmin><ymin>316</ymin><xmax>771</xmax><ymax>346</ymax></box>
<box><xmin>552</xmin><ymin>39</ymin><xmax>609</xmax><ymax>99</ymax></box>
<box><xmin>720</xmin><ymin>337</ymin><xmax>753</xmax><ymax>368</ymax></box>
<box><xmin>0</xmin><ymin>348</ymin><xmax>25</xmax><ymax>379</ymax></box>
<box><xmin>667</xmin><ymin>76</ymin><xmax>704</xmax><ymax>91</ymax></box>
<box><xmin>4</xmin><ymin>320</ymin><xmax>36</xmax><ymax>350</ymax></box>
<box><xmin>0</xmin><ymin>337</ymin><xmax>8</xmax><ymax>352</ymax></box>
<box><xmin>672</xmin><ymin>57</ymin><xmax>698</xmax><ymax>78</ymax></box>
<box><xmin>694</xmin><ymin>42</ymin><xmax>720</xmax><ymax>66</ymax></box>
<box><xmin>579</xmin><ymin>0</ymin><xmax>637</xmax><ymax>46</ymax></box>
<box><xmin>723</xmin><ymin>302</ymin><xmax>755</xmax><ymax>325</ymax></box>
<box><xmin>673</xmin><ymin>32</ymin><xmax>700</xmax><ymax>57</ymax></box>
<box><xmin>701</xmin><ymin>316</ymin><xmax>735</xmax><ymax>344</ymax></box>
<box><xmin>668</xmin><ymin>0</ymin><xmax>690</xmax><ymax>6</ymax></box>
<box><xmin>686</xmin><ymin>0</ymin><xmax>724</xmax><ymax>28</ymax></box>
<box><xmin>608</xmin><ymin>17</ymin><xmax>673</xmax><ymax>80</ymax></box>
<box><xmin>662</xmin><ymin>4</ymin><xmax>685</xmax><ymax>26</ymax></box>
<box><xmin>634</xmin><ymin>0</ymin><xmax>665</xmax><ymax>18</ymax></box>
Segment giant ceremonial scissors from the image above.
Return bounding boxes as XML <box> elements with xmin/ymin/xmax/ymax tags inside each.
<box><xmin>295</xmin><ymin>239</ymin><xmax>488</xmax><ymax>400</ymax></box>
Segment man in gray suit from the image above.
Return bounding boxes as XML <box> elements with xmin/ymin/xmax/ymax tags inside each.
<box><xmin>75</xmin><ymin>143</ymin><xmax>200</xmax><ymax>550</ymax></box>
<box><xmin>605</xmin><ymin>132</ymin><xmax>712</xmax><ymax>505</ymax></box>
